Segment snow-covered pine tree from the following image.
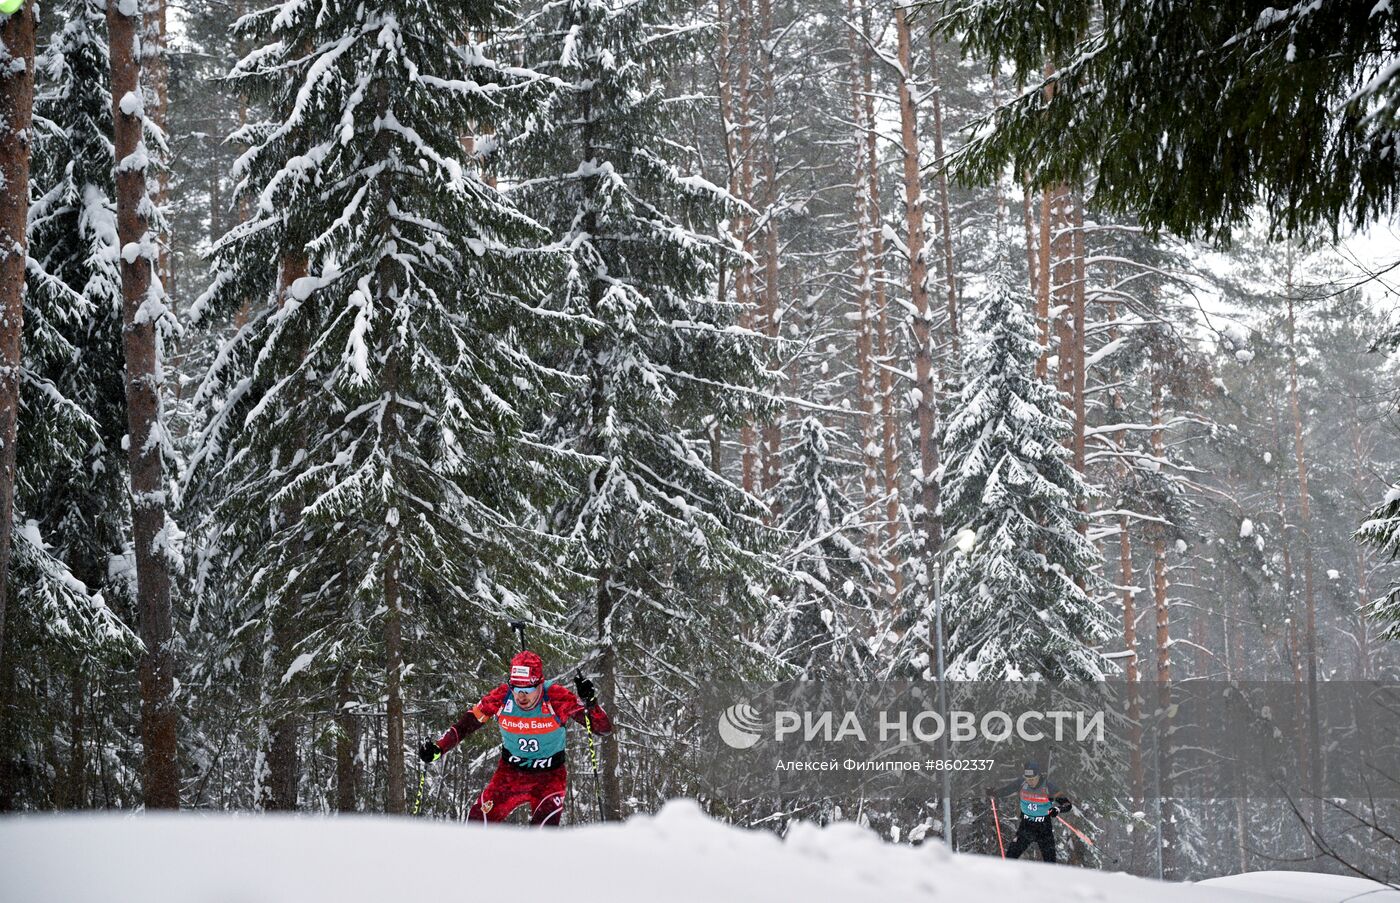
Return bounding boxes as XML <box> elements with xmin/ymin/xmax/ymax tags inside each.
<box><xmin>938</xmin><ymin>268</ymin><xmax>1109</xmax><ymax>680</ymax></box>
<box><xmin>508</xmin><ymin>0</ymin><xmax>774</xmax><ymax>818</ymax></box>
<box><xmin>189</xmin><ymin>0</ymin><xmax>571</xmax><ymax>812</ymax></box>
<box><xmin>766</xmin><ymin>416</ymin><xmax>882</xmax><ymax>677</ymax></box>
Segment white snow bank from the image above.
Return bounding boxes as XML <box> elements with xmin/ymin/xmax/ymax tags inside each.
<box><xmin>1198</xmin><ymin>871</ymin><xmax>1399</xmax><ymax>902</ymax></box>
<box><xmin>0</xmin><ymin>801</ymin><xmax>1390</xmax><ymax>903</ymax></box>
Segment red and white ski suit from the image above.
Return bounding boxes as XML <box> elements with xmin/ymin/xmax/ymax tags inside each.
<box><xmin>436</xmin><ymin>682</ymin><xmax>612</xmax><ymax>827</ymax></box>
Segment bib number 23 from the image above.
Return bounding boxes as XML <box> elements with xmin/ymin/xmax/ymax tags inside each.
<box><xmin>517</xmin><ymin>738</ymin><xmax>540</xmax><ymax>753</ymax></box>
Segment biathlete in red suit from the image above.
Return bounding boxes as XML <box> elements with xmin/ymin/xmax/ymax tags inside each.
<box><xmin>419</xmin><ymin>650</ymin><xmax>612</xmax><ymax>827</ymax></box>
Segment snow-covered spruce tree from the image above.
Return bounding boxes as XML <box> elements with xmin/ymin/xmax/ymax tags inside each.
<box><xmin>0</xmin><ymin>0</ymin><xmax>143</xmax><ymax>809</ymax></box>
<box><xmin>1357</xmin><ymin>485</ymin><xmax>1400</xmax><ymax>640</ymax></box>
<box><xmin>188</xmin><ymin>0</ymin><xmax>570</xmax><ymax>813</ymax></box>
<box><xmin>766</xmin><ymin>417</ymin><xmax>882</xmax><ymax>677</ymax></box>
<box><xmin>508</xmin><ymin>0</ymin><xmax>774</xmax><ymax>818</ymax></box>
<box><xmin>937</xmin><ymin>269</ymin><xmax>1110</xmax><ymax>681</ymax></box>
<box><xmin>22</xmin><ymin>0</ymin><xmax>131</xmax><ymax>617</ymax></box>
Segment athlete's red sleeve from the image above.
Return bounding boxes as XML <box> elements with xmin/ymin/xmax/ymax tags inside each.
<box><xmin>546</xmin><ymin>683</ymin><xmax>613</xmax><ymax>734</ymax></box>
<box><xmin>436</xmin><ymin>684</ymin><xmax>509</xmax><ymax>753</ymax></box>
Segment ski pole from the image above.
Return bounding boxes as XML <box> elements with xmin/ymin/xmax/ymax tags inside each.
<box><xmin>584</xmin><ymin>717</ymin><xmax>603</xmax><ymax>821</ymax></box>
<box><xmin>1056</xmin><ymin>815</ymin><xmax>1094</xmax><ymax>846</ymax></box>
<box><xmin>412</xmin><ymin>764</ymin><xmax>427</xmax><ymax>816</ymax></box>
<box><xmin>990</xmin><ymin>797</ymin><xmax>1006</xmax><ymax>858</ymax></box>
<box><xmin>579</xmin><ymin>671</ymin><xmax>605</xmax><ymax>823</ymax></box>
<box><xmin>1056</xmin><ymin>814</ymin><xmax>1118</xmax><ymax>865</ymax></box>
<box><xmin>509</xmin><ymin>620</ymin><xmax>528</xmax><ymax>652</ymax></box>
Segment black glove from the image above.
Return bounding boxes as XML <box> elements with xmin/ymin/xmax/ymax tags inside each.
<box><xmin>984</xmin><ymin>786</ymin><xmax>997</xmax><ymax>799</ymax></box>
<box><xmin>1047</xmin><ymin>806</ymin><xmax>1060</xmax><ymax>819</ymax></box>
<box><xmin>418</xmin><ymin>740</ymin><xmax>441</xmax><ymax>764</ymax></box>
<box><xmin>1055</xmin><ymin>796</ymin><xmax>1073</xmax><ymax>813</ymax></box>
<box><xmin>575</xmin><ymin>673</ymin><xmax>598</xmax><ymax>706</ymax></box>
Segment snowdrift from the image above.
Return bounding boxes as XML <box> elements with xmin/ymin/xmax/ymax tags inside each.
<box><xmin>1</xmin><ymin>799</ymin><xmax>1393</xmax><ymax>903</ymax></box>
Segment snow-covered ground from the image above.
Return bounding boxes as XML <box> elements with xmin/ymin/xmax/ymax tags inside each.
<box><xmin>1199</xmin><ymin>872</ymin><xmax>1400</xmax><ymax>902</ymax></box>
<box><xmin>1</xmin><ymin>800</ymin><xmax>1394</xmax><ymax>903</ymax></box>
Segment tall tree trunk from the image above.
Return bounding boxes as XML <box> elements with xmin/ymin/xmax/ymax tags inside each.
<box><xmin>927</xmin><ymin>33</ymin><xmax>959</xmax><ymax>363</ymax></box>
<box><xmin>0</xmin><ymin>0</ymin><xmax>36</xmax><ymax>683</ymax></box>
<box><xmin>857</xmin><ymin>3</ymin><xmax>900</xmax><ymax>591</ymax></box>
<box><xmin>1052</xmin><ymin>187</ymin><xmax>1074</xmax><ymax>411</ymax></box>
<box><xmin>990</xmin><ymin>66</ymin><xmax>1007</xmax><ymax>232</ymax></box>
<box><xmin>575</xmin><ymin>65</ymin><xmax>624</xmax><ymax>824</ymax></box>
<box><xmin>1121</xmin><ymin>509</ymin><xmax>1146</xmax><ymax>871</ymax></box>
<box><xmin>335</xmin><ymin>666</ymin><xmax>357</xmax><ymax>812</ymax></box>
<box><xmin>893</xmin><ymin>0</ymin><xmax>925</xmax><ymax>328</ymax></box>
<box><xmin>1036</xmin><ymin>187</ymin><xmax>1051</xmax><ymax>377</ymax></box>
<box><xmin>894</xmin><ymin>0</ymin><xmax>938</xmax><ymax>619</ymax></box>
<box><xmin>1022</xmin><ymin>185</ymin><xmax>1038</xmax><ymax>303</ymax></box>
<box><xmin>757</xmin><ymin>0</ymin><xmax>782</xmax><ymax>500</ymax></box>
<box><xmin>65</xmin><ymin>674</ymin><xmax>86</xmax><ymax>809</ymax></box>
<box><xmin>1354</xmin><ymin>544</ymin><xmax>1372</xmax><ymax>678</ymax></box>
<box><xmin>110</xmin><ymin>0</ymin><xmax>179</xmax><ymax>809</ymax></box>
<box><xmin>1347</xmin><ymin>398</ymin><xmax>1372</xmax><ymax>678</ymax></box>
<box><xmin>1150</xmin><ymin>353</ymin><xmax>1176</xmax><ymax>878</ymax></box>
<box><xmin>1069</xmin><ymin>195</ymin><xmax>1087</xmax><ymax>480</ymax></box>
<box><xmin>383</xmin><ymin>532</ymin><xmax>405</xmax><ymax>814</ymax></box>
<box><xmin>378</xmin><ymin>237</ymin><xmax>405</xmax><ymax>812</ymax></box>
<box><xmin>1288</xmin><ymin>605</ymin><xmax>1305</xmax><ymax>761</ymax></box>
<box><xmin>1270</xmin><ymin>402</ymin><xmax>1308</xmax><ymax>772</ymax></box>
<box><xmin>264</xmin><ymin>601</ymin><xmax>298</xmax><ymax>810</ymax></box>
<box><xmin>844</xmin><ymin>0</ymin><xmax>878</xmax><ymax>528</ymax></box>
<box><xmin>1033</xmin><ymin>67</ymin><xmax>1056</xmax><ymax>378</ymax></box>
<box><xmin>1229</xmin><ymin>590</ymin><xmax>1249</xmax><ymax>873</ymax></box>
<box><xmin>736</xmin><ymin>0</ymin><xmax>758</xmax><ymax>495</ymax></box>
<box><xmin>714</xmin><ymin>0</ymin><xmax>734</xmax><ymax>478</ymax></box>
<box><xmin>1284</xmin><ymin>251</ymin><xmax>1322</xmax><ymax>810</ymax></box>
<box><xmin>208</xmin><ymin>169</ymin><xmax>223</xmax><ymax>266</ymax></box>
<box><xmin>266</xmin><ymin>252</ymin><xmax>308</xmax><ymax>812</ymax></box>
<box><xmin>1110</xmin><ymin>299</ymin><xmax>1145</xmax><ymax>871</ymax></box>
<box><xmin>896</xmin><ymin>3</ymin><xmax>929</xmax><ymax>604</ymax></box>
<box><xmin>64</xmin><ymin>553</ymin><xmax>104</xmax><ymax>809</ymax></box>
<box><xmin>596</xmin><ymin>575</ymin><xmax>622</xmax><ymax>820</ymax></box>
